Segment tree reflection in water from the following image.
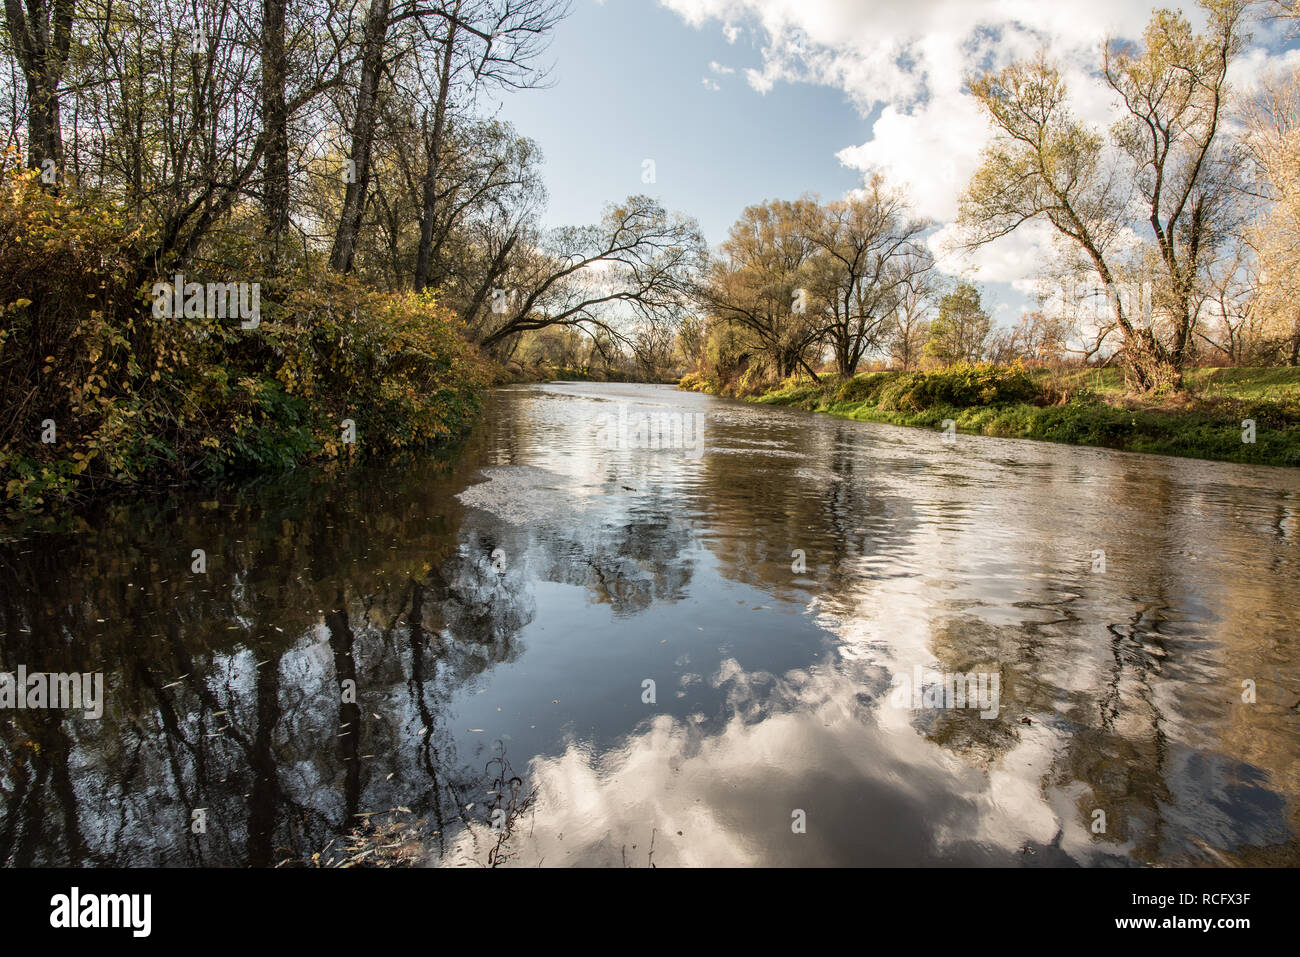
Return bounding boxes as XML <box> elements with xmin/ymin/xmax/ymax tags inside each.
<box><xmin>0</xmin><ymin>444</ymin><xmax>541</xmax><ymax>866</ymax></box>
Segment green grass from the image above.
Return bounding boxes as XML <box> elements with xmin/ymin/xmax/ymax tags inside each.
<box><xmin>701</xmin><ymin>364</ymin><xmax>1300</xmax><ymax>468</ymax></box>
<box><xmin>1183</xmin><ymin>366</ymin><xmax>1300</xmax><ymax>400</ymax></box>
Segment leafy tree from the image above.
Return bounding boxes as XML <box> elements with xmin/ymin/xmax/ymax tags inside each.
<box><xmin>960</xmin><ymin>0</ymin><xmax>1248</xmax><ymax>390</ymax></box>
<box><xmin>701</xmin><ymin>196</ymin><xmax>825</xmax><ymax>380</ymax></box>
<box><xmin>1241</xmin><ymin>63</ymin><xmax>1300</xmax><ymax>364</ymax></box>
<box><xmin>799</xmin><ymin>175</ymin><xmax>933</xmax><ymax>376</ymax></box>
<box><xmin>923</xmin><ymin>282</ymin><xmax>990</xmax><ymax>365</ymax></box>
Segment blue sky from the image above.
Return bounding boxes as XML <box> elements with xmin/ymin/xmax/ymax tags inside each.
<box><xmin>489</xmin><ymin>0</ymin><xmax>868</xmax><ymax>245</ymax></box>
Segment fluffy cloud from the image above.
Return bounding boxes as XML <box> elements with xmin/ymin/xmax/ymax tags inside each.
<box><xmin>662</xmin><ymin>0</ymin><xmax>1299</xmax><ymax>289</ymax></box>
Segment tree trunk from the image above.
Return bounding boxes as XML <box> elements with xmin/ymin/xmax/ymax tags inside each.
<box><xmin>834</xmin><ymin>336</ymin><xmax>852</xmax><ymax>377</ymax></box>
<box><xmin>413</xmin><ymin>5</ymin><xmax>459</xmax><ymax>291</ymax></box>
<box><xmin>1122</xmin><ymin>329</ymin><xmax>1182</xmax><ymax>392</ymax></box>
<box><xmin>329</xmin><ymin>0</ymin><xmax>391</xmax><ymax>274</ymax></box>
<box><xmin>4</xmin><ymin>0</ymin><xmax>73</xmax><ymax>176</ymax></box>
<box><xmin>261</xmin><ymin>0</ymin><xmax>290</xmax><ymax>247</ymax></box>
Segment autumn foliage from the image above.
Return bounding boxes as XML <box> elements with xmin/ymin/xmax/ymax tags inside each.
<box><xmin>0</xmin><ymin>169</ymin><xmax>486</xmax><ymax>511</ymax></box>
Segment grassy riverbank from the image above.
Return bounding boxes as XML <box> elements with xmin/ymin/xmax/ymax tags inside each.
<box><xmin>680</xmin><ymin>364</ymin><xmax>1300</xmax><ymax>467</ymax></box>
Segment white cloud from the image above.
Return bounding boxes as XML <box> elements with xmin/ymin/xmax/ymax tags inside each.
<box><xmin>836</xmin><ymin>97</ymin><xmax>987</xmax><ymax>224</ymax></box>
<box><xmin>929</xmin><ymin>217</ymin><xmax>1060</xmax><ymax>286</ymax></box>
<box><xmin>1230</xmin><ymin>43</ymin><xmax>1300</xmax><ymax>95</ymax></box>
<box><xmin>708</xmin><ymin>60</ymin><xmax>735</xmax><ymax>74</ymax></box>
<box><xmin>744</xmin><ymin>66</ymin><xmax>774</xmax><ymax>94</ymax></box>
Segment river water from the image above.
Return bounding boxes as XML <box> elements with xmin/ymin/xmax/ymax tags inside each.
<box><xmin>1</xmin><ymin>381</ymin><xmax>1297</xmax><ymax>866</ymax></box>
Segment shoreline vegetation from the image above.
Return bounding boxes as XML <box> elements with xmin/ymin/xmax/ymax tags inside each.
<box><xmin>678</xmin><ymin>364</ymin><xmax>1300</xmax><ymax>468</ymax></box>
<box><xmin>1</xmin><ymin>0</ymin><xmax>700</xmax><ymax>519</ymax></box>
<box><xmin>0</xmin><ymin>159</ymin><xmax>679</xmax><ymax>520</ymax></box>
<box><xmin>0</xmin><ymin>171</ymin><xmax>487</xmax><ymax>515</ymax></box>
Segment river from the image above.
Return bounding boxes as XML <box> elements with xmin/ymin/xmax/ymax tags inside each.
<box><xmin>1</xmin><ymin>381</ymin><xmax>1297</xmax><ymax>866</ymax></box>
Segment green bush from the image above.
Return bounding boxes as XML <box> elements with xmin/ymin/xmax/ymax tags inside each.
<box><xmin>876</xmin><ymin>362</ymin><xmax>1039</xmax><ymax>412</ymax></box>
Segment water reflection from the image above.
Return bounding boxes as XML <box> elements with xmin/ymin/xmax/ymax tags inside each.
<box><xmin>1</xmin><ymin>382</ymin><xmax>1298</xmax><ymax>866</ymax></box>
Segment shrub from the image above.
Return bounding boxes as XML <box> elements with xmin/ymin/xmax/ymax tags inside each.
<box><xmin>0</xmin><ymin>169</ymin><xmax>485</xmax><ymax>511</ymax></box>
<box><xmin>876</xmin><ymin>362</ymin><xmax>1039</xmax><ymax>412</ymax></box>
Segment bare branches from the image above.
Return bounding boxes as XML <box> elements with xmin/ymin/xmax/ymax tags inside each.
<box><xmin>474</xmin><ymin>195</ymin><xmax>705</xmax><ymax>352</ymax></box>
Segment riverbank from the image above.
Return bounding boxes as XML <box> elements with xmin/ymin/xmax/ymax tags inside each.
<box><xmin>679</xmin><ymin>364</ymin><xmax>1300</xmax><ymax>467</ymax></box>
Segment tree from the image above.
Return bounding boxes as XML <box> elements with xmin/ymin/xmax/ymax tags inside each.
<box><xmin>328</xmin><ymin>0</ymin><xmax>564</xmax><ymax>277</ymax></box>
<box><xmin>261</xmin><ymin>0</ymin><xmax>289</xmax><ymax>240</ymax></box>
<box><xmin>330</xmin><ymin>0</ymin><xmax>393</xmax><ymax>273</ymax></box>
<box><xmin>923</xmin><ymin>281</ymin><xmax>990</xmax><ymax>365</ymax></box>
<box><xmin>409</xmin><ymin>0</ymin><xmax>565</xmax><ymax>290</ymax></box>
<box><xmin>986</xmin><ymin>310</ymin><xmax>1070</xmax><ymax>364</ymax></box>
<box><xmin>702</xmin><ymin>196</ymin><xmax>826</xmax><ymax>380</ymax></box>
<box><xmin>1241</xmin><ymin>64</ymin><xmax>1300</xmax><ymax>364</ymax></box>
<box><xmin>961</xmin><ymin>0</ymin><xmax>1249</xmax><ymax>390</ymax></box>
<box><xmin>470</xmin><ymin>195</ymin><xmax>705</xmax><ymax>355</ymax></box>
<box><xmin>676</xmin><ymin>313</ymin><xmax>706</xmax><ymax>370</ymax></box>
<box><xmin>886</xmin><ymin>256</ymin><xmax>936</xmax><ymax>370</ymax></box>
<box><xmin>2</xmin><ymin>0</ymin><xmax>72</xmax><ymax>172</ymax></box>
<box><xmin>1196</xmin><ymin>241</ymin><xmax>1270</xmax><ymax>364</ymax></box>
<box><xmin>1103</xmin><ymin>0</ymin><xmax>1247</xmax><ymax>376</ymax></box>
<box><xmin>800</xmin><ymin>175</ymin><xmax>933</xmax><ymax>376</ymax></box>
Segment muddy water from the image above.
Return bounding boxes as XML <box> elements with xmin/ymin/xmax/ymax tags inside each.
<box><xmin>1</xmin><ymin>382</ymin><xmax>1297</xmax><ymax>866</ymax></box>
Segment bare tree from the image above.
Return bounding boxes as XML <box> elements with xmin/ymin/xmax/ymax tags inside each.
<box><xmin>330</xmin><ymin>0</ymin><xmax>392</xmax><ymax>272</ymax></box>
<box><xmin>470</xmin><ymin>195</ymin><xmax>705</xmax><ymax>355</ymax></box>
<box><xmin>408</xmin><ymin>0</ymin><xmax>565</xmax><ymax>290</ymax></box>
<box><xmin>887</xmin><ymin>260</ymin><xmax>938</xmax><ymax>370</ymax></box>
